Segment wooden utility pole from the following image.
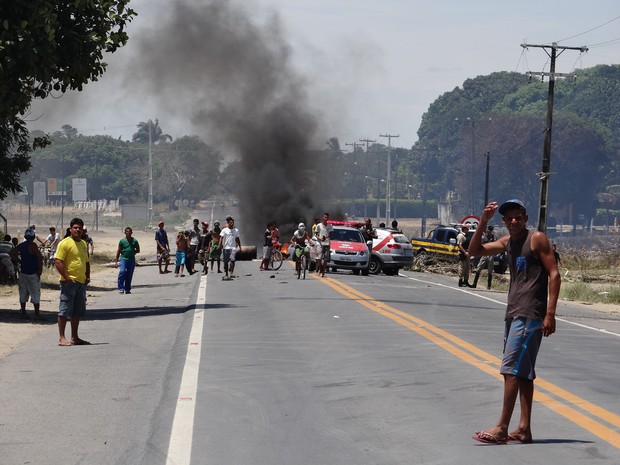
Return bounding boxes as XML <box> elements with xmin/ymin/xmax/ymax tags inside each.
<box><xmin>379</xmin><ymin>133</ymin><xmax>399</xmax><ymax>225</ymax></box>
<box><xmin>521</xmin><ymin>42</ymin><xmax>587</xmax><ymax>232</ymax></box>
<box><xmin>345</xmin><ymin>142</ymin><xmax>361</xmax><ymax>152</ymax></box>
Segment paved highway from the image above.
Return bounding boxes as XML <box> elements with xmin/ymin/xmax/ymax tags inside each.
<box><xmin>1</xmin><ymin>260</ymin><xmax>619</xmax><ymax>465</ymax></box>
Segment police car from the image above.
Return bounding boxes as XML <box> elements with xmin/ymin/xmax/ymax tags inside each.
<box><xmin>309</xmin><ymin>223</ymin><xmax>370</xmax><ymax>275</ymax></box>
<box><xmin>369</xmin><ymin>227</ymin><xmax>414</xmax><ymax>275</ymax></box>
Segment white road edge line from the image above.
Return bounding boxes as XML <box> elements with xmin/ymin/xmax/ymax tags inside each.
<box><xmin>166</xmin><ymin>274</ymin><xmax>207</xmax><ymax>465</ymax></box>
<box><xmin>401</xmin><ymin>273</ymin><xmax>620</xmax><ymax>338</ymax></box>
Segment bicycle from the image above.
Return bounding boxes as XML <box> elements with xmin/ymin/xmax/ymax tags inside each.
<box><xmin>268</xmin><ymin>242</ymin><xmax>283</xmax><ymax>271</ymax></box>
<box><xmin>294</xmin><ymin>244</ymin><xmax>310</xmax><ymax>280</ymax></box>
<box><xmin>316</xmin><ymin>239</ymin><xmax>330</xmax><ymax>277</ymax></box>
<box><xmin>39</xmin><ymin>245</ymin><xmax>54</xmax><ymax>268</ymax></box>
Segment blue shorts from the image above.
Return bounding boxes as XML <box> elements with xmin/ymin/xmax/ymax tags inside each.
<box><xmin>58</xmin><ymin>281</ymin><xmax>87</xmax><ymax>318</ymax></box>
<box><xmin>500</xmin><ymin>317</ymin><xmax>543</xmax><ymax>381</ymax></box>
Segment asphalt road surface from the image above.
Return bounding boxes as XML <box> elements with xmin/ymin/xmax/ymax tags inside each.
<box><xmin>1</xmin><ymin>260</ymin><xmax>619</xmax><ymax>465</ymax></box>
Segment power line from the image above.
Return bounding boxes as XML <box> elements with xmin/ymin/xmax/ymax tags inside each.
<box><xmin>588</xmin><ymin>36</ymin><xmax>620</xmax><ymax>48</ymax></box>
<box><xmin>556</xmin><ymin>14</ymin><xmax>620</xmax><ymax>43</ymax></box>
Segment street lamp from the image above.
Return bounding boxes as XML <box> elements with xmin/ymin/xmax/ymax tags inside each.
<box><xmin>456</xmin><ymin>117</ymin><xmax>491</xmax><ymax>214</ymax></box>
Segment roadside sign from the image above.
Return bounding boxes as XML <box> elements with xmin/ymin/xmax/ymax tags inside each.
<box><xmin>460</xmin><ymin>215</ymin><xmax>480</xmax><ymax>229</ymax></box>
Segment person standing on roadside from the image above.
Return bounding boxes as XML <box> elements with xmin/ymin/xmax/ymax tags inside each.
<box><xmin>81</xmin><ymin>227</ymin><xmax>95</xmax><ymax>256</ymax></box>
<box><xmin>187</xmin><ymin>218</ymin><xmax>201</xmax><ymax>275</ymax></box>
<box><xmin>311</xmin><ymin>217</ymin><xmax>320</xmax><ymax>238</ymax></box>
<box><xmin>12</xmin><ymin>229</ymin><xmax>43</xmax><ymax>320</ymax></box>
<box><xmin>314</xmin><ymin>212</ymin><xmax>333</xmax><ymax>277</ymax></box>
<box><xmin>209</xmin><ymin>221</ymin><xmax>222</xmax><ymax>273</ymax></box>
<box><xmin>469</xmin><ymin>199</ymin><xmax>560</xmax><ymax>444</ymax></box>
<box><xmin>260</xmin><ymin>221</ymin><xmax>275</xmax><ymax>271</ymax></box>
<box><xmin>360</xmin><ymin>217</ymin><xmax>378</xmax><ymax>253</ymax></box>
<box><xmin>114</xmin><ymin>227</ymin><xmax>140</xmax><ymax>294</ymax></box>
<box><xmin>44</xmin><ymin>226</ymin><xmax>61</xmax><ymax>259</ymax></box>
<box><xmin>55</xmin><ymin>217</ymin><xmax>91</xmax><ymax>346</ymax></box>
<box><xmin>175</xmin><ymin>230</ymin><xmax>189</xmax><ymax>277</ymax></box>
<box><xmin>198</xmin><ymin>221</ymin><xmax>212</xmax><ymax>275</ymax></box>
<box><xmin>471</xmin><ymin>225</ymin><xmax>496</xmax><ymax>289</ymax></box>
<box><xmin>219</xmin><ymin>216</ymin><xmax>241</xmax><ymax>280</ymax></box>
<box><xmin>155</xmin><ymin>221</ymin><xmax>170</xmax><ymax>274</ymax></box>
<box><xmin>0</xmin><ymin>234</ymin><xmax>16</xmax><ymax>284</ymax></box>
<box><xmin>457</xmin><ymin>224</ymin><xmax>472</xmax><ymax>287</ymax></box>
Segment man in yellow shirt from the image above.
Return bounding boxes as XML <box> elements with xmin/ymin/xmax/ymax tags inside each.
<box><xmin>54</xmin><ymin>218</ymin><xmax>91</xmax><ymax>346</ymax></box>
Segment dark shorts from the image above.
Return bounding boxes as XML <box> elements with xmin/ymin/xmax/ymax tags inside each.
<box><xmin>223</xmin><ymin>248</ymin><xmax>236</xmax><ymax>263</ymax></box>
<box><xmin>58</xmin><ymin>281</ymin><xmax>87</xmax><ymax>318</ymax></box>
<box><xmin>500</xmin><ymin>316</ymin><xmax>543</xmax><ymax>381</ymax></box>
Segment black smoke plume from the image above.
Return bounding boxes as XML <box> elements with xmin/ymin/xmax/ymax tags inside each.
<box><xmin>129</xmin><ymin>0</ymin><xmax>322</xmax><ymax>241</ymax></box>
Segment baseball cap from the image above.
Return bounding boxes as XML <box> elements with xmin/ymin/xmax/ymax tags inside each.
<box><xmin>498</xmin><ymin>199</ymin><xmax>526</xmax><ymax>215</ymax></box>
<box><xmin>24</xmin><ymin>228</ymin><xmax>36</xmax><ymax>239</ymax></box>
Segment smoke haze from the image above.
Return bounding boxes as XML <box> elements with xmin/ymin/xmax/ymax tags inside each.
<box><xmin>128</xmin><ymin>0</ymin><xmax>323</xmax><ymax>240</ymax></box>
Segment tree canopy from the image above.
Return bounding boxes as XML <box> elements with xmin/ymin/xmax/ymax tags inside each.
<box><xmin>0</xmin><ymin>1</ymin><xmax>136</xmax><ymax>200</ymax></box>
<box><xmin>415</xmin><ymin>66</ymin><xmax>620</xmax><ymax>225</ymax></box>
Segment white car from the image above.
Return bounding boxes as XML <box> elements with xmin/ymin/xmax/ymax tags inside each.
<box><xmin>369</xmin><ymin>228</ymin><xmax>414</xmax><ymax>275</ymax></box>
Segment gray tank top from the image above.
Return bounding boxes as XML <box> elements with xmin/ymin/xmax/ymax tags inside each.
<box><xmin>506</xmin><ymin>229</ymin><xmax>548</xmax><ymax>320</ymax></box>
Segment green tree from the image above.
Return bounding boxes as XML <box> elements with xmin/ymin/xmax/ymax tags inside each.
<box><xmin>132</xmin><ymin>119</ymin><xmax>173</xmax><ymax>145</ymax></box>
<box><xmin>0</xmin><ymin>1</ymin><xmax>136</xmax><ymax>200</ymax></box>
<box><xmin>25</xmin><ymin>132</ymin><xmax>142</xmax><ymax>203</ymax></box>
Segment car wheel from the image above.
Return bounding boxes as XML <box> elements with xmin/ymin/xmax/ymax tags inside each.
<box><xmin>414</xmin><ymin>250</ymin><xmax>429</xmax><ymax>268</ymax></box>
<box><xmin>369</xmin><ymin>256</ymin><xmax>381</xmax><ymax>275</ymax></box>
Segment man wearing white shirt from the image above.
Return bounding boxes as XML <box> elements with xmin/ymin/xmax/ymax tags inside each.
<box><xmin>219</xmin><ymin>216</ymin><xmax>241</xmax><ymax>280</ymax></box>
<box><xmin>44</xmin><ymin>226</ymin><xmax>61</xmax><ymax>258</ymax></box>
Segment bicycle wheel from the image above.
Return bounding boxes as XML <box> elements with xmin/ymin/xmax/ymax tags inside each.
<box><xmin>269</xmin><ymin>250</ymin><xmax>283</xmax><ymax>270</ymax></box>
<box><xmin>301</xmin><ymin>255</ymin><xmax>307</xmax><ymax>279</ymax></box>
<box><xmin>296</xmin><ymin>257</ymin><xmax>301</xmax><ymax>279</ymax></box>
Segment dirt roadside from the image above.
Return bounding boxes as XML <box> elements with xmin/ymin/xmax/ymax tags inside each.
<box><xmin>0</xmin><ymin>228</ymin><xmax>156</xmax><ymax>357</ymax></box>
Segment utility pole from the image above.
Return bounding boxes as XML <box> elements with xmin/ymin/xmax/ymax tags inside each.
<box><xmin>148</xmin><ymin>120</ymin><xmax>153</xmax><ymax>226</ymax></box>
<box><xmin>345</xmin><ymin>142</ymin><xmax>361</xmax><ymax>215</ymax></box>
<box><xmin>379</xmin><ymin>133</ymin><xmax>399</xmax><ymax>225</ymax></box>
<box><xmin>467</xmin><ymin>118</ymin><xmax>476</xmax><ymax>215</ymax></box>
<box><xmin>359</xmin><ymin>138</ymin><xmax>376</xmax><ymax>217</ymax></box>
<box><xmin>484</xmin><ymin>151</ymin><xmax>490</xmax><ymax>207</ymax></box>
<box><xmin>345</xmin><ymin>142</ymin><xmax>360</xmax><ymax>152</ymax></box>
<box><xmin>521</xmin><ymin>41</ymin><xmax>588</xmax><ymax>232</ymax></box>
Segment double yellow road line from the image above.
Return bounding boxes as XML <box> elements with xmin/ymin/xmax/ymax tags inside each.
<box><xmin>315</xmin><ymin>275</ymin><xmax>620</xmax><ymax>449</ymax></box>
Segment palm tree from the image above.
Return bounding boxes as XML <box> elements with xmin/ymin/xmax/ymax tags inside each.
<box><xmin>132</xmin><ymin>119</ymin><xmax>172</xmax><ymax>144</ymax></box>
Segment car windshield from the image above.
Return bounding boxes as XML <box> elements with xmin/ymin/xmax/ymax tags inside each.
<box><xmin>391</xmin><ymin>234</ymin><xmax>409</xmax><ymax>244</ymax></box>
<box><xmin>333</xmin><ymin>229</ymin><xmax>363</xmax><ymax>242</ymax></box>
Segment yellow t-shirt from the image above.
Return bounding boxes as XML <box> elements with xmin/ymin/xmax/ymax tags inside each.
<box><xmin>55</xmin><ymin>237</ymin><xmax>89</xmax><ymax>283</ymax></box>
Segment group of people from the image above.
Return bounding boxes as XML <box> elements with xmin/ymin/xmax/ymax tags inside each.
<box><xmin>260</xmin><ymin>213</ymin><xmax>334</xmax><ymax>278</ymax></box>
<box><xmin>6</xmin><ymin>198</ymin><xmax>562</xmax><ymax>446</ymax></box>
<box><xmin>2</xmin><ymin>218</ymin><xmax>92</xmax><ymax>345</ymax></box>
<box><xmin>456</xmin><ymin>223</ymin><xmax>497</xmax><ymax>289</ymax></box>
<box><xmin>155</xmin><ymin>216</ymin><xmax>240</xmax><ymax>280</ymax></box>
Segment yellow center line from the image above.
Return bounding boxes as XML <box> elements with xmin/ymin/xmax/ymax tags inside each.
<box><xmin>316</xmin><ymin>275</ymin><xmax>620</xmax><ymax>449</ymax></box>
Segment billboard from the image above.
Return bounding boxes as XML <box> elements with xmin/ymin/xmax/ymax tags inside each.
<box><xmin>47</xmin><ymin>178</ymin><xmax>67</xmax><ymax>196</ymax></box>
<box><xmin>72</xmin><ymin>178</ymin><xmax>87</xmax><ymax>201</ymax></box>
<box><xmin>33</xmin><ymin>182</ymin><xmax>47</xmax><ymax>205</ymax></box>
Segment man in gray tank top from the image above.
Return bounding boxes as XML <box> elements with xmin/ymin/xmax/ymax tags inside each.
<box><xmin>468</xmin><ymin>199</ymin><xmax>561</xmax><ymax>444</ymax></box>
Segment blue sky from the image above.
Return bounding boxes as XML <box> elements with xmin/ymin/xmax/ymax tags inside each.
<box><xmin>30</xmin><ymin>0</ymin><xmax>620</xmax><ymax>149</ymax></box>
